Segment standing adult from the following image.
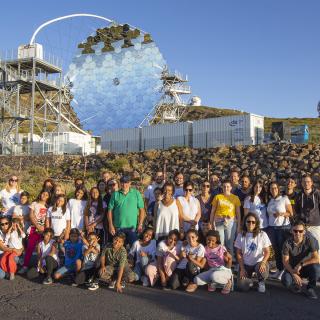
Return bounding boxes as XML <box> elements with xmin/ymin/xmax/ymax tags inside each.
<box><xmin>0</xmin><ymin>175</ymin><xmax>23</xmax><ymax>215</ymax></box>
<box><xmin>230</xmin><ymin>169</ymin><xmax>241</xmax><ymax>197</ymax></box>
<box><xmin>154</xmin><ymin>182</ymin><xmax>184</xmax><ymax>241</ymax></box>
<box><xmin>210</xmin><ymin>180</ymin><xmax>241</xmax><ymax>257</ymax></box>
<box><xmin>178</xmin><ymin>181</ymin><xmax>201</xmax><ymax>233</ymax></box>
<box><xmin>285</xmin><ymin>177</ymin><xmax>298</xmax><ymax>208</ymax></box>
<box><xmin>144</xmin><ymin>171</ymin><xmax>165</xmax><ymax>208</ymax></box>
<box><xmin>173</xmin><ymin>172</ymin><xmax>184</xmax><ymax>198</ymax></box>
<box><xmin>267</xmin><ymin>182</ymin><xmax>293</xmax><ymax>279</ymax></box>
<box><xmin>107</xmin><ymin>176</ymin><xmax>145</xmax><ymax>246</ymax></box>
<box><xmin>209</xmin><ymin>174</ymin><xmax>222</xmax><ymax>197</ymax></box>
<box><xmin>294</xmin><ymin>175</ymin><xmax>320</xmax><ymax>258</ymax></box>
<box><xmin>101</xmin><ymin>171</ymin><xmax>112</xmax><ymax>184</ymax></box>
<box><xmin>282</xmin><ymin>220</ymin><xmax>320</xmax><ymax>300</ymax></box>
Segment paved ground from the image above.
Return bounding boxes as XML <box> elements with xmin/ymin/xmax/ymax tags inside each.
<box><xmin>0</xmin><ymin>276</ymin><xmax>319</xmax><ymax>320</ymax></box>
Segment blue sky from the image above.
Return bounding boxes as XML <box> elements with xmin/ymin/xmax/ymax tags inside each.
<box><xmin>1</xmin><ymin>0</ymin><xmax>319</xmax><ymax>118</ymax></box>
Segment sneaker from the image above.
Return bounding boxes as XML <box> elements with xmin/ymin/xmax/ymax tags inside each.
<box><xmin>258</xmin><ymin>281</ymin><xmax>266</xmax><ymax>293</ymax></box>
<box><xmin>208</xmin><ymin>283</ymin><xmax>216</xmax><ymax>292</ymax></box>
<box><xmin>182</xmin><ymin>277</ymin><xmax>190</xmax><ymax>287</ymax></box>
<box><xmin>9</xmin><ymin>273</ymin><xmax>15</xmax><ymax>281</ymax></box>
<box><xmin>121</xmin><ymin>282</ymin><xmax>126</xmax><ymax>289</ymax></box>
<box><xmin>305</xmin><ymin>288</ymin><xmax>318</xmax><ymax>300</ymax></box>
<box><xmin>277</xmin><ymin>270</ymin><xmax>284</xmax><ymax>281</ymax></box>
<box><xmin>108</xmin><ymin>280</ymin><xmax>116</xmax><ymax>289</ymax></box>
<box><xmin>88</xmin><ymin>282</ymin><xmax>99</xmax><ymax>291</ymax></box>
<box><xmin>141</xmin><ymin>275</ymin><xmax>149</xmax><ymax>287</ymax></box>
<box><xmin>221</xmin><ymin>280</ymin><xmax>232</xmax><ymax>295</ymax></box>
<box><xmin>43</xmin><ymin>277</ymin><xmax>53</xmax><ymax>285</ymax></box>
<box><xmin>18</xmin><ymin>266</ymin><xmax>28</xmax><ymax>275</ymax></box>
<box><xmin>186</xmin><ymin>283</ymin><xmax>198</xmax><ymax>293</ymax></box>
<box><xmin>289</xmin><ymin>284</ymin><xmax>302</xmax><ymax>294</ymax></box>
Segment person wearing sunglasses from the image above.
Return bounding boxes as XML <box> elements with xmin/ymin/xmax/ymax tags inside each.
<box><xmin>178</xmin><ymin>181</ymin><xmax>201</xmax><ymax>233</ymax></box>
<box><xmin>294</xmin><ymin>175</ymin><xmax>320</xmax><ymax>262</ymax></box>
<box><xmin>282</xmin><ymin>220</ymin><xmax>320</xmax><ymax>300</ymax></box>
<box><xmin>0</xmin><ymin>175</ymin><xmax>23</xmax><ymax>215</ymax></box>
<box><xmin>0</xmin><ymin>217</ymin><xmax>12</xmax><ymax>256</ymax></box>
<box><xmin>197</xmin><ymin>181</ymin><xmax>214</xmax><ymax>243</ymax></box>
<box><xmin>235</xmin><ymin>213</ymin><xmax>271</xmax><ymax>293</ymax></box>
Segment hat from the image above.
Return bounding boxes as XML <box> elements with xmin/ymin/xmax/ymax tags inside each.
<box><xmin>120</xmin><ymin>176</ymin><xmax>130</xmax><ymax>183</ymax></box>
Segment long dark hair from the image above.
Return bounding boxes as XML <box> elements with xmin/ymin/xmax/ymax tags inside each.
<box><xmin>85</xmin><ymin>187</ymin><xmax>104</xmax><ymax>217</ymax></box>
<box><xmin>42</xmin><ymin>179</ymin><xmax>56</xmax><ymax>193</ymax></box>
<box><xmin>250</xmin><ymin>180</ymin><xmax>267</xmax><ymax>204</ymax></box>
<box><xmin>52</xmin><ymin>195</ymin><xmax>67</xmax><ymax>214</ymax></box>
<box><xmin>74</xmin><ymin>186</ymin><xmax>88</xmax><ymax>201</ymax></box>
<box><xmin>36</xmin><ymin>190</ymin><xmax>50</xmax><ymax>207</ymax></box>
<box><xmin>268</xmin><ymin>181</ymin><xmax>281</xmax><ymax>200</ymax></box>
<box><xmin>161</xmin><ymin>181</ymin><xmax>175</xmax><ymax>197</ymax></box>
<box><xmin>242</xmin><ymin>213</ymin><xmax>261</xmax><ymax>237</ymax></box>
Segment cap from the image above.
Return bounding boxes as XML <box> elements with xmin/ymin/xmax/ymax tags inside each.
<box><xmin>120</xmin><ymin>176</ymin><xmax>130</xmax><ymax>183</ymax></box>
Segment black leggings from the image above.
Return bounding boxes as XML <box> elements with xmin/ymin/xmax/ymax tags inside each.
<box><xmin>74</xmin><ymin>268</ymin><xmax>97</xmax><ymax>285</ymax></box>
<box><xmin>170</xmin><ymin>262</ymin><xmax>200</xmax><ymax>290</ymax></box>
<box><xmin>45</xmin><ymin>256</ymin><xmax>58</xmax><ymax>277</ymax></box>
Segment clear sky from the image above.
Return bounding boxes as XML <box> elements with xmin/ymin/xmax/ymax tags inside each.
<box><xmin>1</xmin><ymin>0</ymin><xmax>319</xmax><ymax>118</ymax></box>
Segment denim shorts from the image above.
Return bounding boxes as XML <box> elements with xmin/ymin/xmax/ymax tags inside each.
<box><xmin>56</xmin><ymin>265</ymin><xmax>74</xmax><ymax>275</ymax></box>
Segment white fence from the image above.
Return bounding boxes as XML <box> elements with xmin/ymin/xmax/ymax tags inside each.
<box><xmin>101</xmin><ymin>114</ymin><xmax>264</xmax><ymax>153</ymax></box>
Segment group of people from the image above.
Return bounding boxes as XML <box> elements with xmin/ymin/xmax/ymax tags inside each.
<box><xmin>0</xmin><ymin>169</ymin><xmax>319</xmax><ymax>299</ymax></box>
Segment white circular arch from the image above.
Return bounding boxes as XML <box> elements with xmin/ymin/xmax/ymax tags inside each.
<box><xmin>30</xmin><ymin>13</ymin><xmax>136</xmax><ymax>44</ymax></box>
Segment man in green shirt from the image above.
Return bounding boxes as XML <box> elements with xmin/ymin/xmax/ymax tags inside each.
<box><xmin>107</xmin><ymin>176</ymin><xmax>145</xmax><ymax>245</ymax></box>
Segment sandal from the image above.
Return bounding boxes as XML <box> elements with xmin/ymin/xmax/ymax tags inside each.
<box><xmin>221</xmin><ymin>280</ymin><xmax>232</xmax><ymax>295</ymax></box>
<box><xmin>186</xmin><ymin>283</ymin><xmax>198</xmax><ymax>293</ymax></box>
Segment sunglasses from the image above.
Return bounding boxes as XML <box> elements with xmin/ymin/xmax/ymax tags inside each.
<box><xmin>9</xmin><ymin>179</ymin><xmax>18</xmax><ymax>182</ymax></box>
<box><xmin>246</xmin><ymin>220</ymin><xmax>256</xmax><ymax>224</ymax></box>
<box><xmin>293</xmin><ymin>230</ymin><xmax>304</xmax><ymax>234</ymax></box>
<box><xmin>203</xmin><ymin>185</ymin><xmax>210</xmax><ymax>188</ymax></box>
<box><xmin>185</xmin><ymin>189</ymin><xmax>193</xmax><ymax>192</ymax></box>
<box><xmin>0</xmin><ymin>222</ymin><xmax>9</xmax><ymax>226</ymax></box>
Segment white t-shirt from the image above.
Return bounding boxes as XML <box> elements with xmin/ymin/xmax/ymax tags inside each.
<box><xmin>177</xmin><ymin>243</ymin><xmax>205</xmax><ymax>270</ymax></box>
<box><xmin>129</xmin><ymin>239</ymin><xmax>157</xmax><ymax>263</ymax></box>
<box><xmin>178</xmin><ymin>196</ymin><xmax>200</xmax><ymax>232</ymax></box>
<box><xmin>144</xmin><ymin>182</ymin><xmax>164</xmax><ymax>203</ymax></box>
<box><xmin>267</xmin><ymin>196</ymin><xmax>291</xmax><ymax>227</ymax></box>
<box><xmin>234</xmin><ymin>231</ymin><xmax>271</xmax><ymax>266</ymax></box>
<box><xmin>156</xmin><ymin>240</ymin><xmax>182</xmax><ymax>257</ymax></box>
<box><xmin>0</xmin><ymin>189</ymin><xmax>22</xmax><ymax>213</ymax></box>
<box><xmin>244</xmin><ymin>196</ymin><xmax>268</xmax><ymax>229</ymax></box>
<box><xmin>8</xmin><ymin>230</ymin><xmax>25</xmax><ymax>250</ymax></box>
<box><xmin>68</xmin><ymin>199</ymin><xmax>87</xmax><ymax>230</ymax></box>
<box><xmin>30</xmin><ymin>202</ymin><xmax>47</xmax><ymax>226</ymax></box>
<box><xmin>47</xmin><ymin>207</ymin><xmax>71</xmax><ymax>236</ymax></box>
<box><xmin>39</xmin><ymin>240</ymin><xmax>58</xmax><ymax>266</ymax></box>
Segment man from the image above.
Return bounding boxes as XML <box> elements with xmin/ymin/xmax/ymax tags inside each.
<box><xmin>144</xmin><ymin>171</ymin><xmax>165</xmax><ymax>208</ymax></box>
<box><xmin>285</xmin><ymin>177</ymin><xmax>298</xmax><ymax>209</ymax></box>
<box><xmin>74</xmin><ymin>178</ymin><xmax>85</xmax><ymax>190</ymax></box>
<box><xmin>237</xmin><ymin>175</ymin><xmax>252</xmax><ymax>220</ymax></box>
<box><xmin>173</xmin><ymin>172</ymin><xmax>184</xmax><ymax>198</ymax></box>
<box><xmin>230</xmin><ymin>169</ymin><xmax>242</xmax><ymax>197</ymax></box>
<box><xmin>107</xmin><ymin>176</ymin><xmax>145</xmax><ymax>246</ymax></box>
<box><xmin>209</xmin><ymin>174</ymin><xmax>222</xmax><ymax>197</ymax></box>
<box><xmin>282</xmin><ymin>220</ymin><xmax>320</xmax><ymax>299</ymax></box>
<box><xmin>294</xmin><ymin>175</ymin><xmax>320</xmax><ymax>259</ymax></box>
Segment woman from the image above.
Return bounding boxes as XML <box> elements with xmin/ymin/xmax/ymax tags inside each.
<box><xmin>235</xmin><ymin>213</ymin><xmax>271</xmax><ymax>293</ymax></box>
<box><xmin>197</xmin><ymin>181</ymin><xmax>214</xmax><ymax>240</ymax></box>
<box><xmin>267</xmin><ymin>182</ymin><xmax>293</xmax><ymax>279</ymax></box>
<box><xmin>97</xmin><ymin>179</ymin><xmax>107</xmax><ymax>199</ymax></box>
<box><xmin>210</xmin><ymin>180</ymin><xmax>241</xmax><ymax>258</ymax></box>
<box><xmin>50</xmin><ymin>184</ymin><xmax>65</xmax><ymax>206</ymax></box>
<box><xmin>41</xmin><ymin>179</ymin><xmax>56</xmax><ymax>194</ymax></box>
<box><xmin>178</xmin><ymin>181</ymin><xmax>201</xmax><ymax>233</ymax></box>
<box><xmin>154</xmin><ymin>181</ymin><xmax>185</xmax><ymax>241</ymax></box>
<box><xmin>0</xmin><ymin>175</ymin><xmax>23</xmax><ymax>215</ymax></box>
<box><xmin>243</xmin><ymin>180</ymin><xmax>268</xmax><ymax>231</ymax></box>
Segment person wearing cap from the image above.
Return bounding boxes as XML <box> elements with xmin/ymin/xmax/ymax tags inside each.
<box><xmin>107</xmin><ymin>176</ymin><xmax>145</xmax><ymax>246</ymax></box>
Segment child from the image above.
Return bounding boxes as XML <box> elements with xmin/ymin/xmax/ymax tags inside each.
<box><xmin>84</xmin><ymin>187</ymin><xmax>106</xmax><ymax>246</ymax></box>
<box><xmin>153</xmin><ymin>229</ymin><xmax>181</xmax><ymax>289</ymax></box>
<box><xmin>97</xmin><ymin>232</ymin><xmax>135</xmax><ymax>293</ymax></box>
<box><xmin>186</xmin><ymin>230</ymin><xmax>233</xmax><ymax>294</ymax></box>
<box><xmin>170</xmin><ymin>229</ymin><xmax>205</xmax><ymax>290</ymax></box>
<box><xmin>12</xmin><ymin>191</ymin><xmax>31</xmax><ymax>233</ymax></box>
<box><xmin>146</xmin><ymin>188</ymin><xmax>162</xmax><ymax>226</ymax></box>
<box><xmin>74</xmin><ymin>232</ymin><xmax>101</xmax><ymax>290</ymax></box>
<box><xmin>53</xmin><ymin>228</ymin><xmax>83</xmax><ymax>282</ymax></box>
<box><xmin>45</xmin><ymin>195</ymin><xmax>71</xmax><ymax>240</ymax></box>
<box><xmin>19</xmin><ymin>190</ymin><xmax>50</xmax><ymax>274</ymax></box>
<box><xmin>67</xmin><ymin>186</ymin><xmax>88</xmax><ymax>231</ymax></box>
<box><xmin>36</xmin><ymin>228</ymin><xmax>59</xmax><ymax>284</ymax></box>
<box><xmin>0</xmin><ymin>218</ymin><xmax>25</xmax><ymax>280</ymax></box>
<box><xmin>128</xmin><ymin>227</ymin><xmax>157</xmax><ymax>287</ymax></box>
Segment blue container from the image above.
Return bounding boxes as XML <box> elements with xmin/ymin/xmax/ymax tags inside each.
<box><xmin>291</xmin><ymin>125</ymin><xmax>309</xmax><ymax>143</ymax></box>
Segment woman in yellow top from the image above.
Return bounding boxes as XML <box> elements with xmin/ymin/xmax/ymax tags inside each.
<box><xmin>210</xmin><ymin>180</ymin><xmax>241</xmax><ymax>258</ymax></box>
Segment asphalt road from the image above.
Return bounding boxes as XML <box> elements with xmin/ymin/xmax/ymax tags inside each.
<box><xmin>0</xmin><ymin>276</ymin><xmax>319</xmax><ymax>320</ymax></box>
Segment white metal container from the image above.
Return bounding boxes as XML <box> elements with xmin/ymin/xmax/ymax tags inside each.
<box><xmin>18</xmin><ymin>43</ymin><xmax>43</xmax><ymax>59</ymax></box>
<box><xmin>192</xmin><ymin>114</ymin><xmax>264</xmax><ymax>148</ymax></box>
<box><xmin>141</xmin><ymin>122</ymin><xmax>191</xmax><ymax>150</ymax></box>
<box><xmin>101</xmin><ymin>128</ymin><xmax>140</xmax><ymax>153</ymax></box>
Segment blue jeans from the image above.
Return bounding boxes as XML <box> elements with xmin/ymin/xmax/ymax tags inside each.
<box><xmin>133</xmin><ymin>256</ymin><xmax>149</xmax><ymax>281</ymax></box>
<box><xmin>267</xmin><ymin>226</ymin><xmax>290</xmax><ymax>270</ymax></box>
<box><xmin>116</xmin><ymin>228</ymin><xmax>138</xmax><ymax>246</ymax></box>
<box><xmin>215</xmin><ymin>219</ymin><xmax>237</xmax><ymax>258</ymax></box>
<box><xmin>282</xmin><ymin>264</ymin><xmax>320</xmax><ymax>289</ymax></box>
